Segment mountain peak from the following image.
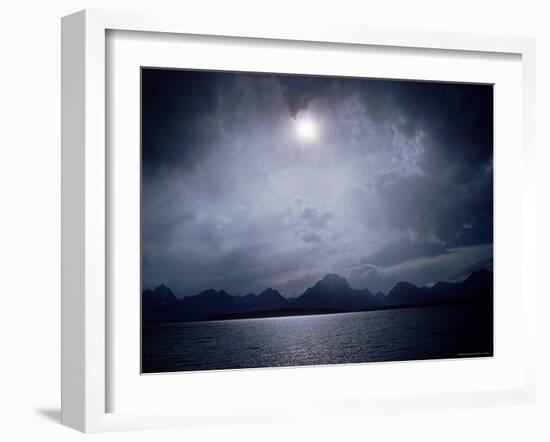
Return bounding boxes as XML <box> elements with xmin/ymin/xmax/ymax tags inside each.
<box><xmin>322</xmin><ymin>273</ymin><xmax>345</xmax><ymax>282</ymax></box>
<box><xmin>153</xmin><ymin>283</ymin><xmax>174</xmax><ymax>296</ymax></box>
<box><xmin>196</xmin><ymin>288</ymin><xmax>232</xmax><ymax>299</ymax></box>
<box><xmin>144</xmin><ymin>284</ymin><xmax>178</xmax><ymax>305</ymax></box>
<box><xmin>294</xmin><ymin>273</ymin><xmax>374</xmax><ymax>310</ymax></box>
<box><xmin>393</xmin><ymin>281</ymin><xmax>417</xmax><ymax>290</ymax></box>
<box><xmin>317</xmin><ymin>273</ymin><xmax>351</xmax><ymax>289</ymax></box>
<box><xmin>259</xmin><ymin>288</ymin><xmax>283</xmax><ymax>298</ymax></box>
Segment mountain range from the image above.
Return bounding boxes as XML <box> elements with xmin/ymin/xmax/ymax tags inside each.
<box><xmin>142</xmin><ymin>269</ymin><xmax>493</xmax><ymax>323</ymax></box>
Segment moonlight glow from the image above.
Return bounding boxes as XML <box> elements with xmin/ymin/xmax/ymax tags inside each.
<box><xmin>295</xmin><ymin>115</ymin><xmax>319</xmax><ymax>142</ymax></box>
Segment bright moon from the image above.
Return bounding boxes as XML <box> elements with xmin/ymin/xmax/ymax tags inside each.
<box><xmin>295</xmin><ymin>115</ymin><xmax>319</xmax><ymax>143</ymax></box>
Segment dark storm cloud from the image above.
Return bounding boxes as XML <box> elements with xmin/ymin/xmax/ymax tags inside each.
<box><xmin>374</xmin><ymin>169</ymin><xmax>493</xmax><ymax>246</ymax></box>
<box><xmin>374</xmin><ymin>81</ymin><xmax>494</xmax><ymax>247</ymax></box>
<box><xmin>141</xmin><ymin>68</ymin><xmax>493</xmax><ymax>296</ymax></box>
<box><xmin>141</xmin><ymin>69</ymin><xmax>221</xmax><ymax>175</ymax></box>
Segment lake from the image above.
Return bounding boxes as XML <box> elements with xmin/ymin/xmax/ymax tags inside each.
<box><xmin>141</xmin><ymin>303</ymin><xmax>493</xmax><ymax>373</ymax></box>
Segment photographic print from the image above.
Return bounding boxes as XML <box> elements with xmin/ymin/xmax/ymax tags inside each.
<box><xmin>141</xmin><ymin>68</ymin><xmax>493</xmax><ymax>374</ymax></box>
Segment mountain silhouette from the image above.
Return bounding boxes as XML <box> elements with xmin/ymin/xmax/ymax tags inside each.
<box><xmin>292</xmin><ymin>274</ymin><xmax>378</xmax><ymax>310</ymax></box>
<box><xmin>237</xmin><ymin>288</ymin><xmax>288</xmax><ymax>311</ymax></box>
<box><xmin>142</xmin><ymin>269</ymin><xmax>493</xmax><ymax>323</ymax></box>
<box><xmin>386</xmin><ymin>281</ymin><xmax>430</xmax><ymax>306</ymax></box>
<box><xmin>142</xmin><ymin>284</ymin><xmax>179</xmax><ymax>322</ymax></box>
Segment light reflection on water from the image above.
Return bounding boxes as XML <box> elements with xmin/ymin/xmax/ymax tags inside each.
<box><xmin>142</xmin><ymin>303</ymin><xmax>493</xmax><ymax>373</ymax></box>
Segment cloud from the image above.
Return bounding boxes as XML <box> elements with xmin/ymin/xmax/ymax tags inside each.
<box><xmin>346</xmin><ymin>244</ymin><xmax>493</xmax><ymax>293</ymax></box>
<box><xmin>363</xmin><ymin>236</ymin><xmax>449</xmax><ymax>267</ymax></box>
<box><xmin>298</xmin><ymin>231</ymin><xmax>323</xmax><ymax>244</ymax></box>
<box><xmin>282</xmin><ymin>195</ymin><xmax>333</xmax><ymax>244</ymax></box>
<box><xmin>141</xmin><ymin>69</ymin><xmax>493</xmax><ymax>296</ymax></box>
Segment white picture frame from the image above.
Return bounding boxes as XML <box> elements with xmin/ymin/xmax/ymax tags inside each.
<box><xmin>61</xmin><ymin>9</ymin><xmax>537</xmax><ymax>433</ymax></box>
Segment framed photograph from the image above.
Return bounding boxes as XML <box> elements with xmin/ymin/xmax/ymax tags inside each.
<box><xmin>61</xmin><ymin>9</ymin><xmax>537</xmax><ymax>432</ymax></box>
<box><xmin>140</xmin><ymin>68</ymin><xmax>496</xmax><ymax>374</ymax></box>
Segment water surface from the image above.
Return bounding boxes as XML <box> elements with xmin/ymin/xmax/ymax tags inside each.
<box><xmin>142</xmin><ymin>303</ymin><xmax>493</xmax><ymax>373</ymax></box>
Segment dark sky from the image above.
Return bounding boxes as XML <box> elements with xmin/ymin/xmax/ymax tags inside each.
<box><xmin>141</xmin><ymin>68</ymin><xmax>493</xmax><ymax>297</ymax></box>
